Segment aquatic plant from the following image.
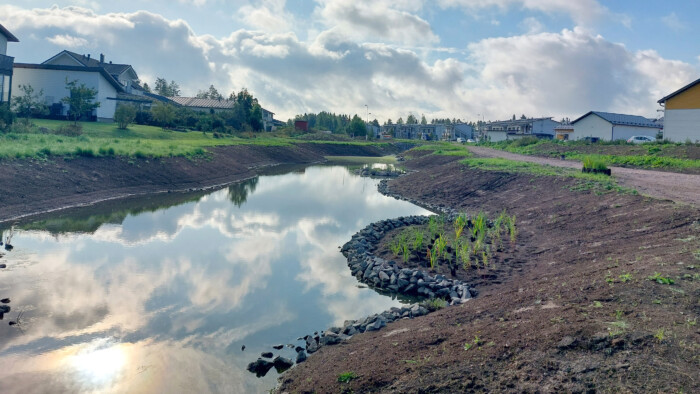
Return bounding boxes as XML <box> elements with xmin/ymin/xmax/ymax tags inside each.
<box><xmin>472</xmin><ymin>211</ymin><xmax>487</xmax><ymax>240</ymax></box>
<box><xmin>454</xmin><ymin>213</ymin><xmax>468</xmax><ymax>239</ymax></box>
<box><xmin>412</xmin><ymin>230</ymin><xmax>424</xmax><ymax>251</ymax></box>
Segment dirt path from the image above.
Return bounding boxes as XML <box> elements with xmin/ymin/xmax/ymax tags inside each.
<box><xmin>468</xmin><ymin>146</ymin><xmax>700</xmax><ymax>206</ymax></box>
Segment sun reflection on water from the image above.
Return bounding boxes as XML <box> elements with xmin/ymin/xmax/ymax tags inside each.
<box><xmin>68</xmin><ymin>338</ymin><xmax>127</xmax><ymax>389</ymax></box>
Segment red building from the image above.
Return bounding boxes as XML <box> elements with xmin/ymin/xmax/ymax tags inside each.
<box><xmin>294</xmin><ymin>120</ymin><xmax>309</xmax><ymax>132</ymax></box>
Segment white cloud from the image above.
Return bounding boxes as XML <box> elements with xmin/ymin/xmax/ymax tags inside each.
<box><xmin>313</xmin><ymin>0</ymin><xmax>439</xmax><ymax>46</ymax></box>
<box><xmin>519</xmin><ymin>17</ymin><xmax>543</xmax><ymax>34</ymax></box>
<box><xmin>237</xmin><ymin>0</ymin><xmax>294</xmax><ymax>33</ymax></box>
<box><xmin>438</xmin><ymin>0</ymin><xmax>608</xmax><ymax>26</ymax></box>
<box><xmin>661</xmin><ymin>12</ymin><xmax>687</xmax><ymax>32</ymax></box>
<box><xmin>46</xmin><ymin>34</ymin><xmax>90</xmax><ymax>48</ymax></box>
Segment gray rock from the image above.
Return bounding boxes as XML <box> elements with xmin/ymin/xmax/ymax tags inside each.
<box><xmin>273</xmin><ymin>356</ymin><xmax>294</xmax><ymax>373</ymax></box>
<box><xmin>246</xmin><ymin>359</ymin><xmax>274</xmax><ymax>377</ymax></box>
<box><xmin>273</xmin><ymin>344</ymin><xmax>284</xmax><ymax>350</ymax></box>
<box><xmin>379</xmin><ymin>271</ymin><xmax>390</xmax><ymax>282</ymax></box>
<box><xmin>296</xmin><ymin>351</ymin><xmax>307</xmax><ymax>364</ymax></box>
<box><xmin>261</xmin><ymin>352</ymin><xmax>273</xmax><ymax>358</ymax></box>
<box><xmin>365</xmin><ymin>317</ymin><xmax>387</xmax><ymax>332</ymax></box>
<box><xmin>320</xmin><ymin>333</ymin><xmax>342</xmax><ymax>346</ymax></box>
<box><xmin>0</xmin><ymin>305</ymin><xmax>10</xmax><ymax>314</ymax></box>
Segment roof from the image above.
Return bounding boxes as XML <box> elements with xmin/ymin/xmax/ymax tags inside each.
<box><xmin>658</xmin><ymin>77</ymin><xmax>700</xmax><ymax>104</ymax></box>
<box><xmin>571</xmin><ymin>111</ymin><xmax>661</xmax><ymax>129</ymax></box>
<box><xmin>13</xmin><ymin>63</ymin><xmax>125</xmax><ymax>93</ymax></box>
<box><xmin>0</xmin><ymin>24</ymin><xmax>19</xmax><ymax>42</ymax></box>
<box><xmin>485</xmin><ymin>117</ymin><xmax>556</xmax><ymax>126</ymax></box>
<box><xmin>170</xmin><ymin>97</ymin><xmax>235</xmax><ymax>109</ymax></box>
<box><xmin>42</xmin><ymin>50</ymin><xmax>136</xmax><ymax>79</ymax></box>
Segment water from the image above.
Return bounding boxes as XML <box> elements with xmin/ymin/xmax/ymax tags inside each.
<box><xmin>0</xmin><ymin>165</ymin><xmax>430</xmax><ymax>393</ymax></box>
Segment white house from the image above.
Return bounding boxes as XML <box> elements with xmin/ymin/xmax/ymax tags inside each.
<box><xmin>658</xmin><ymin>78</ymin><xmax>700</xmax><ymax>143</ymax></box>
<box><xmin>169</xmin><ymin>96</ymin><xmax>279</xmax><ymax>131</ymax></box>
<box><xmin>483</xmin><ymin>117</ymin><xmax>560</xmax><ymax>142</ymax></box>
<box><xmin>11</xmin><ymin>50</ymin><xmax>141</xmax><ymax>121</ymax></box>
<box><xmin>571</xmin><ymin>111</ymin><xmax>661</xmax><ymax>142</ymax></box>
<box><xmin>0</xmin><ymin>23</ymin><xmax>19</xmax><ymax>105</ymax></box>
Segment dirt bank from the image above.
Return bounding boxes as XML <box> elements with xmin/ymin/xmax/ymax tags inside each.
<box><xmin>0</xmin><ymin>142</ymin><xmax>395</xmax><ymax>223</ymax></box>
<box><xmin>278</xmin><ymin>153</ymin><xmax>700</xmax><ymax>393</ymax></box>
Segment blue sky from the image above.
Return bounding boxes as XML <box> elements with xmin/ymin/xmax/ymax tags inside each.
<box><xmin>2</xmin><ymin>0</ymin><xmax>699</xmax><ymax>121</ymax></box>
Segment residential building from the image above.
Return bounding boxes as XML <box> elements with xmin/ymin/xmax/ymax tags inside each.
<box><xmin>11</xmin><ymin>50</ymin><xmax>142</xmax><ymax>121</ymax></box>
<box><xmin>571</xmin><ymin>111</ymin><xmax>661</xmax><ymax>142</ymax></box>
<box><xmin>454</xmin><ymin>123</ymin><xmax>475</xmax><ymax>140</ymax></box>
<box><xmin>380</xmin><ymin>123</ymin><xmax>457</xmax><ymax>140</ymax></box>
<box><xmin>0</xmin><ymin>23</ymin><xmax>19</xmax><ymax>106</ymax></box>
<box><xmin>657</xmin><ymin>78</ymin><xmax>700</xmax><ymax>142</ymax></box>
<box><xmin>169</xmin><ymin>96</ymin><xmax>279</xmax><ymax>131</ymax></box>
<box><xmin>554</xmin><ymin>124</ymin><xmax>574</xmax><ymax>140</ymax></box>
<box><xmin>483</xmin><ymin>117</ymin><xmax>559</xmax><ymax>142</ymax></box>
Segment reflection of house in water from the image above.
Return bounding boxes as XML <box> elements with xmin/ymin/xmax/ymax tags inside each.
<box><xmin>228</xmin><ymin>177</ymin><xmax>259</xmax><ymax>207</ymax></box>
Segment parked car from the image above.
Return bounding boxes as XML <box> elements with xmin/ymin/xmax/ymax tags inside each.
<box><xmin>627</xmin><ymin>135</ymin><xmax>655</xmax><ymax>144</ymax></box>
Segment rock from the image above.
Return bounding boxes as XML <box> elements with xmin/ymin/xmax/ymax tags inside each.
<box><xmin>246</xmin><ymin>359</ymin><xmax>274</xmax><ymax>377</ymax></box>
<box><xmin>296</xmin><ymin>351</ymin><xmax>307</xmax><ymax>364</ymax></box>
<box><xmin>557</xmin><ymin>336</ymin><xmax>577</xmax><ymax>350</ymax></box>
<box><xmin>0</xmin><ymin>298</ymin><xmax>9</xmax><ymax>304</ymax></box>
<box><xmin>0</xmin><ymin>305</ymin><xmax>10</xmax><ymax>314</ymax></box>
<box><xmin>273</xmin><ymin>356</ymin><xmax>294</xmax><ymax>373</ymax></box>
<box><xmin>272</xmin><ymin>344</ymin><xmax>284</xmax><ymax>350</ymax></box>
<box><xmin>241</xmin><ymin>345</ymin><xmax>245</xmax><ymax>351</ymax></box>
<box><xmin>306</xmin><ymin>338</ymin><xmax>319</xmax><ymax>354</ymax></box>
<box><xmin>0</xmin><ymin>264</ymin><xmax>6</xmax><ymax>269</ymax></box>
<box><xmin>365</xmin><ymin>317</ymin><xmax>387</xmax><ymax>332</ymax></box>
<box><xmin>320</xmin><ymin>333</ymin><xmax>342</xmax><ymax>346</ymax></box>
<box><xmin>261</xmin><ymin>352</ymin><xmax>274</xmax><ymax>358</ymax></box>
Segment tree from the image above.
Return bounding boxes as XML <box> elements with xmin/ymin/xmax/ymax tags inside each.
<box><xmin>114</xmin><ymin>104</ymin><xmax>137</xmax><ymax>130</ymax></box>
<box><xmin>385</xmin><ymin>118</ymin><xmax>393</xmax><ymax>125</ymax></box>
<box><xmin>407</xmin><ymin>114</ymin><xmax>417</xmax><ymax>124</ymax></box>
<box><xmin>153</xmin><ymin>77</ymin><xmax>180</xmax><ymax>97</ymax></box>
<box><xmin>420</xmin><ymin>114</ymin><xmax>427</xmax><ymax>125</ymax></box>
<box><xmin>151</xmin><ymin>102</ymin><xmax>176</xmax><ymax>129</ymax></box>
<box><xmin>12</xmin><ymin>84</ymin><xmax>47</xmax><ymax>122</ymax></box>
<box><xmin>250</xmin><ymin>103</ymin><xmax>263</xmax><ymax>131</ymax></box>
<box><xmin>168</xmin><ymin>80</ymin><xmax>180</xmax><ymax>97</ymax></box>
<box><xmin>396</xmin><ymin>117</ymin><xmax>404</xmax><ymax>125</ymax></box>
<box><xmin>142</xmin><ymin>82</ymin><xmax>151</xmax><ymax>93</ymax></box>
<box><xmin>521</xmin><ymin>114</ymin><xmax>527</xmax><ymax>119</ymax></box>
<box><xmin>347</xmin><ymin>115</ymin><xmax>366</xmax><ymax>137</ymax></box>
<box><xmin>62</xmin><ymin>79</ymin><xmax>100</xmax><ymax>125</ymax></box>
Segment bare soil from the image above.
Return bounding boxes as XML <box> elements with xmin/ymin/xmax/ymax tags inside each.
<box><xmin>278</xmin><ymin>153</ymin><xmax>700</xmax><ymax>393</ymax></box>
<box><xmin>0</xmin><ymin>142</ymin><xmax>395</xmax><ymax>224</ymax></box>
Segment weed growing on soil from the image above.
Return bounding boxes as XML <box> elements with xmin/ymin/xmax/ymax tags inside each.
<box><xmin>454</xmin><ymin>213</ymin><xmax>468</xmax><ymax>239</ymax></box>
<box><xmin>412</xmin><ymin>230</ymin><xmax>424</xmax><ymax>251</ymax></box>
<box><xmin>337</xmin><ymin>372</ymin><xmax>358</xmax><ymax>383</ymax></box>
<box><xmin>654</xmin><ymin>328</ymin><xmax>665</xmax><ymax>342</ymax></box>
<box><xmin>425</xmin><ymin>298</ymin><xmax>448</xmax><ymax>311</ymax></box>
<box><xmin>647</xmin><ymin>272</ymin><xmax>675</xmax><ymax>285</ymax></box>
<box><xmin>582</xmin><ymin>156</ymin><xmax>609</xmax><ymax>171</ymax></box>
<box><xmin>619</xmin><ymin>273</ymin><xmax>633</xmax><ymax>282</ymax></box>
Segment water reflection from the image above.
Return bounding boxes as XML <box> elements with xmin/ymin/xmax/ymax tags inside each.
<box><xmin>0</xmin><ymin>165</ymin><xmax>429</xmax><ymax>393</ymax></box>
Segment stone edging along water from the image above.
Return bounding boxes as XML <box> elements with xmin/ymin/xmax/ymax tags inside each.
<box><xmin>252</xmin><ymin>179</ymin><xmax>479</xmax><ymax>377</ymax></box>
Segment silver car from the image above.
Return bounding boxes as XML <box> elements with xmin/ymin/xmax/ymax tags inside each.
<box><xmin>627</xmin><ymin>135</ymin><xmax>655</xmax><ymax>144</ymax></box>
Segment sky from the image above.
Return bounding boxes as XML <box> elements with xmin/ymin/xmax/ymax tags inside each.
<box><xmin>1</xmin><ymin>0</ymin><xmax>699</xmax><ymax>122</ymax></box>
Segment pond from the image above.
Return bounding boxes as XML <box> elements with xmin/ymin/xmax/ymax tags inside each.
<box><xmin>0</xmin><ymin>164</ymin><xmax>430</xmax><ymax>393</ymax></box>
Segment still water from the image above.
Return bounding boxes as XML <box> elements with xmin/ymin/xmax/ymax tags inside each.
<box><xmin>0</xmin><ymin>165</ymin><xmax>429</xmax><ymax>393</ymax></box>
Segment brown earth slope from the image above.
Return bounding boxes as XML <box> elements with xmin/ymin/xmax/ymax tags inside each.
<box><xmin>278</xmin><ymin>154</ymin><xmax>700</xmax><ymax>393</ymax></box>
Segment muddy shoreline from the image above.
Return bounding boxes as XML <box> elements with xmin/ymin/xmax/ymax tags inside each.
<box><xmin>0</xmin><ymin>142</ymin><xmax>399</xmax><ymax>224</ymax></box>
<box><xmin>278</xmin><ymin>153</ymin><xmax>700</xmax><ymax>393</ymax></box>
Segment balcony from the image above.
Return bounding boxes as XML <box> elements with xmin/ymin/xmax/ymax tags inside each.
<box><xmin>0</xmin><ymin>54</ymin><xmax>14</xmax><ymax>76</ymax></box>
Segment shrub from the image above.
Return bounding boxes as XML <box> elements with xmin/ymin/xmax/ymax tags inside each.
<box><xmin>511</xmin><ymin>136</ymin><xmax>540</xmax><ymax>147</ymax></box>
<box><xmin>114</xmin><ymin>104</ymin><xmax>137</xmax><ymax>130</ymax></box>
<box><xmin>98</xmin><ymin>146</ymin><xmax>116</xmax><ymax>156</ymax></box>
<box><xmin>74</xmin><ymin>147</ymin><xmax>95</xmax><ymax>157</ymax></box>
<box><xmin>54</xmin><ymin>124</ymin><xmax>83</xmax><ymax>137</ymax></box>
<box><xmin>425</xmin><ymin>298</ymin><xmax>448</xmax><ymax>311</ymax></box>
<box><xmin>582</xmin><ymin>156</ymin><xmax>608</xmax><ymax>171</ymax></box>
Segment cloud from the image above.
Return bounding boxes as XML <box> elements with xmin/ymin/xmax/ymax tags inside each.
<box><xmin>661</xmin><ymin>12</ymin><xmax>687</xmax><ymax>32</ymax></box>
<box><xmin>237</xmin><ymin>0</ymin><xmax>294</xmax><ymax>33</ymax></box>
<box><xmin>3</xmin><ymin>4</ymin><xmax>697</xmax><ymax>122</ymax></box>
<box><xmin>313</xmin><ymin>0</ymin><xmax>439</xmax><ymax>45</ymax></box>
<box><xmin>519</xmin><ymin>17</ymin><xmax>543</xmax><ymax>34</ymax></box>
<box><xmin>438</xmin><ymin>0</ymin><xmax>608</xmax><ymax>26</ymax></box>
<box><xmin>46</xmin><ymin>34</ymin><xmax>91</xmax><ymax>48</ymax></box>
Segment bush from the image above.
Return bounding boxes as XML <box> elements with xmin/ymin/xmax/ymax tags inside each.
<box><xmin>510</xmin><ymin>136</ymin><xmax>540</xmax><ymax>147</ymax></box>
<box><xmin>134</xmin><ymin>110</ymin><xmax>153</xmax><ymax>125</ymax></box>
<box><xmin>54</xmin><ymin>124</ymin><xmax>83</xmax><ymax>137</ymax></box>
<box><xmin>0</xmin><ymin>104</ymin><xmax>14</xmax><ymax>132</ymax></box>
<box><xmin>582</xmin><ymin>156</ymin><xmax>608</xmax><ymax>171</ymax></box>
<box><xmin>74</xmin><ymin>147</ymin><xmax>95</xmax><ymax>157</ymax></box>
<box><xmin>114</xmin><ymin>104</ymin><xmax>137</xmax><ymax>130</ymax></box>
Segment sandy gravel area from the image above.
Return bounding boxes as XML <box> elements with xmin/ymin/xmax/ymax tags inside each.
<box><xmin>468</xmin><ymin>146</ymin><xmax>700</xmax><ymax>206</ymax></box>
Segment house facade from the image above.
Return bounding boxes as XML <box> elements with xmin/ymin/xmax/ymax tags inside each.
<box><xmin>571</xmin><ymin>111</ymin><xmax>661</xmax><ymax>141</ymax></box>
<box><xmin>0</xmin><ymin>23</ymin><xmax>19</xmax><ymax>106</ymax></box>
<box><xmin>169</xmin><ymin>97</ymin><xmax>278</xmax><ymax>131</ymax></box>
<box><xmin>11</xmin><ymin>51</ymin><xmax>141</xmax><ymax>121</ymax></box>
<box><xmin>658</xmin><ymin>78</ymin><xmax>700</xmax><ymax>143</ymax></box>
<box><xmin>483</xmin><ymin>117</ymin><xmax>559</xmax><ymax>142</ymax></box>
<box><xmin>380</xmin><ymin>123</ymin><xmax>458</xmax><ymax>140</ymax></box>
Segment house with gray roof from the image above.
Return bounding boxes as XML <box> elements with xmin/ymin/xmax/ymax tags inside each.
<box><xmin>482</xmin><ymin>117</ymin><xmax>560</xmax><ymax>142</ymax></box>
<box><xmin>12</xmin><ymin>50</ymin><xmax>143</xmax><ymax>121</ymax></box>
<box><xmin>571</xmin><ymin>111</ymin><xmax>661</xmax><ymax>142</ymax></box>
<box><xmin>0</xmin><ymin>23</ymin><xmax>19</xmax><ymax>106</ymax></box>
<box><xmin>168</xmin><ymin>96</ymin><xmax>280</xmax><ymax>131</ymax></box>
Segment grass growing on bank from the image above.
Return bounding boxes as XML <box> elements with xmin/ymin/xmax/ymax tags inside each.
<box><xmin>484</xmin><ymin>138</ymin><xmax>700</xmax><ymax>171</ymax></box>
<box><xmin>459</xmin><ymin>157</ymin><xmax>637</xmax><ymax>195</ymax></box>
<box><xmin>413</xmin><ymin>141</ymin><xmax>472</xmax><ymax>156</ymax></box>
<box><xmin>0</xmin><ymin>119</ymin><xmax>393</xmax><ymax>159</ymax></box>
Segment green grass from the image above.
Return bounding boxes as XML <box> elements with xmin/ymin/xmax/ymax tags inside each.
<box><xmin>459</xmin><ymin>157</ymin><xmax>637</xmax><ymax>195</ymax></box>
<box><xmin>412</xmin><ymin>141</ymin><xmax>472</xmax><ymax>156</ymax></box>
<box><xmin>337</xmin><ymin>371</ymin><xmax>358</xmax><ymax>383</ymax></box>
<box><xmin>0</xmin><ymin>119</ymin><xmax>396</xmax><ymax>159</ymax></box>
<box><xmin>485</xmin><ymin>139</ymin><xmax>700</xmax><ymax>171</ymax></box>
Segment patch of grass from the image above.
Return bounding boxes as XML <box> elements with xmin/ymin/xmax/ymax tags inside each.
<box><xmin>619</xmin><ymin>273</ymin><xmax>633</xmax><ymax>283</ymax></box>
<box><xmin>425</xmin><ymin>298</ymin><xmax>448</xmax><ymax>311</ymax></box>
<box><xmin>582</xmin><ymin>156</ymin><xmax>608</xmax><ymax>171</ymax></box>
<box><xmin>647</xmin><ymin>272</ymin><xmax>675</xmax><ymax>285</ymax></box>
<box><xmin>412</xmin><ymin>142</ymin><xmax>471</xmax><ymax>157</ymax></box>
<box><xmin>654</xmin><ymin>328</ymin><xmax>665</xmax><ymax>342</ymax></box>
<box><xmin>337</xmin><ymin>371</ymin><xmax>358</xmax><ymax>383</ymax></box>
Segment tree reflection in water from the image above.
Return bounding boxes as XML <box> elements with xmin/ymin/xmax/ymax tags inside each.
<box><xmin>227</xmin><ymin>177</ymin><xmax>259</xmax><ymax>207</ymax></box>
